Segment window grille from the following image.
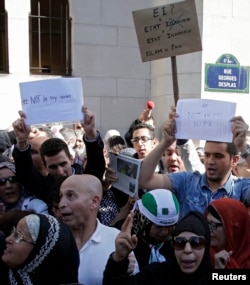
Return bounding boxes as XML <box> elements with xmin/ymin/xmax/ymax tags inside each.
<box><xmin>29</xmin><ymin>0</ymin><xmax>72</xmax><ymax>76</ymax></box>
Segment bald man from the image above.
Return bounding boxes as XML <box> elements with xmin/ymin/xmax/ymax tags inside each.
<box><xmin>59</xmin><ymin>174</ymin><xmax>138</xmax><ymax>285</ymax></box>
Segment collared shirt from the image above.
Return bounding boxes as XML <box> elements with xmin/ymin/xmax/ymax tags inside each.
<box><xmin>168</xmin><ymin>171</ymin><xmax>250</xmax><ymax>219</ymax></box>
<box><xmin>78</xmin><ymin>219</ymin><xmax>120</xmax><ymax>285</ymax></box>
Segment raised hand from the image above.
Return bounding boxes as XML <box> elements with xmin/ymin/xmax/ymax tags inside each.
<box><xmin>231</xmin><ymin>116</ymin><xmax>249</xmax><ymax>152</ymax></box>
<box><xmin>112</xmin><ymin>211</ymin><xmax>138</xmax><ymax>262</ymax></box>
<box><xmin>161</xmin><ymin>115</ymin><xmax>176</xmax><ymax>146</ymax></box>
<box><xmin>12</xmin><ymin>111</ymin><xmax>31</xmax><ymax>149</ymax></box>
<box><xmin>103</xmin><ymin>167</ymin><xmax>118</xmax><ymax>190</ymax></box>
<box><xmin>138</xmin><ymin>109</ymin><xmax>152</xmax><ymax>123</ymax></box>
<box><xmin>81</xmin><ymin>105</ymin><xmax>97</xmax><ymax>140</ymax></box>
<box><xmin>214</xmin><ymin>249</ymin><xmax>233</xmax><ymax>269</ymax></box>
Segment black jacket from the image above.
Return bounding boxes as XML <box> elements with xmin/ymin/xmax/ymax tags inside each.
<box><xmin>12</xmin><ymin>133</ymin><xmax>105</xmax><ymax>209</ymax></box>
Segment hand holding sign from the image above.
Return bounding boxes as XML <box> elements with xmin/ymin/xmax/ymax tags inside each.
<box><xmin>175</xmin><ymin>99</ymin><xmax>236</xmax><ymax>142</ymax></box>
<box><xmin>19</xmin><ymin>78</ymin><xmax>84</xmax><ymax>125</ymax></box>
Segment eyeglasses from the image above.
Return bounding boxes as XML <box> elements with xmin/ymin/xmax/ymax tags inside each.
<box><xmin>0</xmin><ymin>176</ymin><xmax>17</xmax><ymax>186</ymax></box>
<box><xmin>10</xmin><ymin>227</ymin><xmax>34</xmax><ymax>244</ymax></box>
<box><xmin>172</xmin><ymin>236</ymin><xmax>206</xmax><ymax>250</ymax></box>
<box><xmin>131</xmin><ymin>136</ymin><xmax>153</xmax><ymax>144</ymax></box>
<box><xmin>208</xmin><ymin>222</ymin><xmax>223</xmax><ymax>231</ymax></box>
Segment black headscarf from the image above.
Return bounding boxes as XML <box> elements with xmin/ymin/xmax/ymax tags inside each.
<box><xmin>8</xmin><ymin>214</ymin><xmax>79</xmax><ymax>285</ymax></box>
<box><xmin>0</xmin><ymin>230</ymin><xmax>9</xmax><ymax>284</ymax></box>
<box><xmin>168</xmin><ymin>211</ymin><xmax>211</xmax><ymax>285</ymax></box>
<box><xmin>102</xmin><ymin>211</ymin><xmax>211</xmax><ymax>285</ymax></box>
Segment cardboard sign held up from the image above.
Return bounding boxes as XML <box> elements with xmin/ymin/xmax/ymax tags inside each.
<box><xmin>132</xmin><ymin>0</ymin><xmax>202</xmax><ymax>62</ymax></box>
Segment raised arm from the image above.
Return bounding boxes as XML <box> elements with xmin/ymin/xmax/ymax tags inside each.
<box><xmin>12</xmin><ymin>111</ymin><xmax>46</xmax><ymax>199</ymax></box>
<box><xmin>231</xmin><ymin>116</ymin><xmax>250</xmax><ymax>167</ymax></box>
<box><xmin>81</xmin><ymin>105</ymin><xmax>97</xmax><ymax>140</ymax></box>
<box><xmin>81</xmin><ymin>105</ymin><xmax>106</xmax><ymax>181</ymax></box>
<box><xmin>12</xmin><ymin>111</ymin><xmax>30</xmax><ymax>150</ymax></box>
<box><xmin>139</xmin><ymin>115</ymin><xmax>175</xmax><ymax>190</ymax></box>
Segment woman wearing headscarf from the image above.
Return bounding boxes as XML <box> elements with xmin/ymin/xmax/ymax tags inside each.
<box><xmin>205</xmin><ymin>197</ymin><xmax>250</xmax><ymax>269</ymax></box>
<box><xmin>2</xmin><ymin>213</ymin><xmax>80</xmax><ymax>285</ymax></box>
<box><xmin>0</xmin><ymin>230</ymin><xmax>9</xmax><ymax>285</ymax></box>
<box><xmin>0</xmin><ymin>161</ymin><xmax>48</xmax><ymax>214</ymax></box>
<box><xmin>103</xmin><ymin>210</ymin><xmax>211</xmax><ymax>285</ymax></box>
<box><xmin>131</xmin><ymin>189</ymin><xmax>180</xmax><ymax>270</ymax></box>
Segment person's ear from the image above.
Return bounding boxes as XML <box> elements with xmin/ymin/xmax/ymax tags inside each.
<box><xmin>70</xmin><ymin>154</ymin><xmax>74</xmax><ymax>165</ymax></box>
<box><xmin>153</xmin><ymin>138</ymin><xmax>158</xmax><ymax>146</ymax></box>
<box><xmin>232</xmin><ymin>154</ymin><xmax>240</xmax><ymax>166</ymax></box>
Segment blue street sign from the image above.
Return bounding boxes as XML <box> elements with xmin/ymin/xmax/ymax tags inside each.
<box><xmin>205</xmin><ymin>54</ymin><xmax>249</xmax><ymax>93</ymax></box>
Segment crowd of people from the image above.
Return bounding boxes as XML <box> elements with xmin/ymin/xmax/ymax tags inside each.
<box><xmin>0</xmin><ymin>101</ymin><xmax>250</xmax><ymax>284</ymax></box>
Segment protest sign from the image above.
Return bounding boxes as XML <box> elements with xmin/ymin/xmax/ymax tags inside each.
<box><xmin>132</xmin><ymin>0</ymin><xmax>202</xmax><ymax>62</ymax></box>
<box><xmin>175</xmin><ymin>99</ymin><xmax>236</xmax><ymax>142</ymax></box>
<box><xmin>19</xmin><ymin>77</ymin><xmax>84</xmax><ymax>125</ymax></box>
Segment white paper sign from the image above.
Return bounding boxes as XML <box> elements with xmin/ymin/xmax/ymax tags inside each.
<box><xmin>19</xmin><ymin>77</ymin><xmax>84</xmax><ymax>125</ymax></box>
<box><xmin>109</xmin><ymin>153</ymin><xmax>142</xmax><ymax>198</ymax></box>
<box><xmin>175</xmin><ymin>99</ymin><xmax>236</xmax><ymax>142</ymax></box>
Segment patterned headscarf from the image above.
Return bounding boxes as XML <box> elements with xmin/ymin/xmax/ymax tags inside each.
<box><xmin>0</xmin><ymin>161</ymin><xmax>16</xmax><ymax>174</ymax></box>
<box><xmin>0</xmin><ymin>161</ymin><xmax>30</xmax><ymax>212</ymax></box>
<box><xmin>133</xmin><ymin>204</ymin><xmax>152</xmax><ymax>241</ymax></box>
<box><xmin>8</xmin><ymin>214</ymin><xmax>79</xmax><ymax>285</ymax></box>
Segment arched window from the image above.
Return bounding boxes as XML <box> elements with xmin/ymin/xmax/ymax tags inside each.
<box><xmin>29</xmin><ymin>0</ymin><xmax>72</xmax><ymax>75</ymax></box>
<box><xmin>0</xmin><ymin>0</ymin><xmax>8</xmax><ymax>73</ymax></box>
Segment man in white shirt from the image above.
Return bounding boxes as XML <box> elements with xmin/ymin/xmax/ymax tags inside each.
<box><xmin>59</xmin><ymin>174</ymin><xmax>138</xmax><ymax>285</ymax></box>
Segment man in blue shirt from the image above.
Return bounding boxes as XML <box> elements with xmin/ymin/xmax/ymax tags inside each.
<box><xmin>139</xmin><ymin>111</ymin><xmax>250</xmax><ymax>219</ymax></box>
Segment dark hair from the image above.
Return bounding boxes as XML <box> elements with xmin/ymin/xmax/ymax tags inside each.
<box><xmin>0</xmin><ymin>210</ymin><xmax>33</xmax><ymax>236</ymax></box>
<box><xmin>40</xmin><ymin>138</ymin><xmax>71</xmax><ymax>164</ymax></box>
<box><xmin>48</xmin><ymin>176</ymin><xmax>68</xmax><ymax>214</ymax></box>
<box><xmin>206</xmin><ymin>141</ymin><xmax>238</xmax><ymax>157</ymax></box>
<box><xmin>108</xmin><ymin>135</ymin><xmax>126</xmax><ymax>149</ymax></box>
<box><xmin>226</xmin><ymin>142</ymin><xmax>238</xmax><ymax>156</ymax></box>
<box><xmin>206</xmin><ymin>205</ymin><xmax>222</xmax><ymax>221</ymax></box>
<box><xmin>131</xmin><ymin>123</ymin><xmax>155</xmax><ymax>138</ymax></box>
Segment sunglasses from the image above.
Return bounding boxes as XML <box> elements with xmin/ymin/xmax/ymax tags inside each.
<box><xmin>172</xmin><ymin>236</ymin><xmax>206</xmax><ymax>250</ymax></box>
<box><xmin>0</xmin><ymin>176</ymin><xmax>17</xmax><ymax>186</ymax></box>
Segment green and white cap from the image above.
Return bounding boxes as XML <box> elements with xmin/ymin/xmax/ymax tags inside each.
<box><xmin>135</xmin><ymin>189</ymin><xmax>180</xmax><ymax>226</ymax></box>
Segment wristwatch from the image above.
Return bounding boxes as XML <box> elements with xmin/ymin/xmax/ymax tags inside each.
<box><xmin>240</xmin><ymin>145</ymin><xmax>250</xmax><ymax>159</ymax></box>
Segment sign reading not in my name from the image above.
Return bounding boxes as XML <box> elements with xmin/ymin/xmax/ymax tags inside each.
<box><xmin>19</xmin><ymin>78</ymin><xmax>84</xmax><ymax>125</ymax></box>
<box><xmin>132</xmin><ymin>0</ymin><xmax>202</xmax><ymax>62</ymax></box>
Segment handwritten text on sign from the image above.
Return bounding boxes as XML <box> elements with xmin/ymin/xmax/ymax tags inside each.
<box><xmin>132</xmin><ymin>0</ymin><xmax>202</xmax><ymax>62</ymax></box>
<box><xmin>19</xmin><ymin>78</ymin><xmax>84</xmax><ymax>125</ymax></box>
<box><xmin>175</xmin><ymin>99</ymin><xmax>236</xmax><ymax>142</ymax></box>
